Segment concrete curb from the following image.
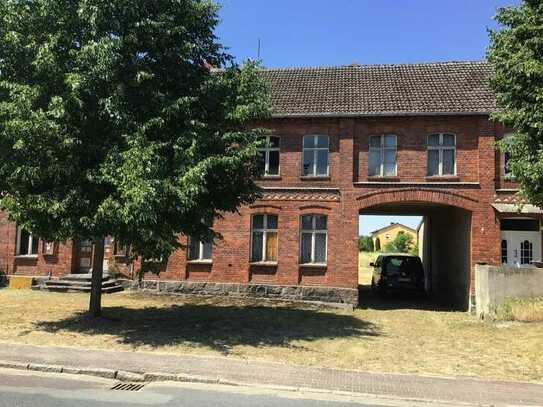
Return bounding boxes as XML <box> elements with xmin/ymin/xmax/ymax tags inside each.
<box><xmin>0</xmin><ymin>359</ymin><xmax>493</xmax><ymax>406</ymax></box>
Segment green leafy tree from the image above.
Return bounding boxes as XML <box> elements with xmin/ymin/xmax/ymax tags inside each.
<box><xmin>384</xmin><ymin>232</ymin><xmax>414</xmax><ymax>253</ymax></box>
<box><xmin>488</xmin><ymin>1</ymin><xmax>543</xmax><ymax>206</ymax></box>
<box><xmin>358</xmin><ymin>235</ymin><xmax>374</xmax><ymax>252</ymax></box>
<box><xmin>0</xmin><ymin>0</ymin><xmax>270</xmax><ymax>317</ymax></box>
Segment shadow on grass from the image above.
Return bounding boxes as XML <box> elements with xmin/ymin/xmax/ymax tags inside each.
<box><xmin>358</xmin><ymin>285</ymin><xmax>464</xmax><ymax>312</ymax></box>
<box><xmin>34</xmin><ymin>301</ymin><xmax>380</xmax><ymax>354</ymax></box>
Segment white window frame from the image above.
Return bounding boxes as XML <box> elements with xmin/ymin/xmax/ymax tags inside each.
<box><xmin>258</xmin><ymin>135</ymin><xmax>280</xmax><ymax>176</ymax></box>
<box><xmin>300</xmin><ymin>214</ymin><xmax>328</xmax><ymax>265</ymax></box>
<box><xmin>302</xmin><ymin>135</ymin><xmax>329</xmax><ymax>177</ymax></box>
<box><xmin>187</xmin><ymin>237</ymin><xmax>213</xmax><ymax>262</ymax></box>
<box><xmin>250</xmin><ymin>214</ymin><xmax>278</xmax><ymax>263</ymax></box>
<box><xmin>16</xmin><ymin>227</ymin><xmax>38</xmax><ymax>257</ymax></box>
<box><xmin>369</xmin><ymin>134</ymin><xmax>397</xmax><ymax>177</ymax></box>
<box><xmin>427</xmin><ymin>133</ymin><xmax>456</xmax><ymax>176</ymax></box>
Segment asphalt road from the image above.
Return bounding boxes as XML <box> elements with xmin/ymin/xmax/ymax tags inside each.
<box><xmin>0</xmin><ymin>368</ymin><xmax>443</xmax><ymax>407</ymax></box>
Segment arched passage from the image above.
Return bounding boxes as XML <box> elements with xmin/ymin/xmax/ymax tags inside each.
<box><xmin>357</xmin><ymin>188</ymin><xmax>476</xmax><ymax>310</ymax></box>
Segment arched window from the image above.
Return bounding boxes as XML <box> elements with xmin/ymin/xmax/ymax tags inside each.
<box><xmin>520</xmin><ymin>240</ymin><xmax>533</xmax><ymax>265</ymax></box>
<box><xmin>257</xmin><ymin>136</ymin><xmax>280</xmax><ymax>176</ymax></box>
<box><xmin>251</xmin><ymin>214</ymin><xmax>278</xmax><ymax>262</ymax></box>
<box><xmin>302</xmin><ymin>135</ymin><xmax>329</xmax><ymax>177</ymax></box>
<box><xmin>501</xmin><ymin>239</ymin><xmax>508</xmax><ymax>264</ymax></box>
<box><xmin>300</xmin><ymin>214</ymin><xmax>327</xmax><ymax>264</ymax></box>
<box><xmin>427</xmin><ymin>133</ymin><xmax>456</xmax><ymax>176</ymax></box>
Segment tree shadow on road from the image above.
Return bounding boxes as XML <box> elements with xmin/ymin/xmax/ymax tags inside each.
<box><xmin>34</xmin><ymin>298</ymin><xmax>380</xmax><ymax>355</ymax></box>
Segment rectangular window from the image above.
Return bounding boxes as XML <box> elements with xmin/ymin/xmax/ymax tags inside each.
<box><xmin>503</xmin><ymin>133</ymin><xmax>514</xmax><ymax>177</ymax></box>
<box><xmin>257</xmin><ymin>136</ymin><xmax>280</xmax><ymax>176</ymax></box>
<box><xmin>302</xmin><ymin>135</ymin><xmax>329</xmax><ymax>176</ymax></box>
<box><xmin>427</xmin><ymin>133</ymin><xmax>456</xmax><ymax>176</ymax></box>
<box><xmin>300</xmin><ymin>214</ymin><xmax>327</xmax><ymax>264</ymax></box>
<box><xmin>251</xmin><ymin>214</ymin><xmax>278</xmax><ymax>262</ymax></box>
<box><xmin>187</xmin><ymin>238</ymin><xmax>213</xmax><ymax>261</ymax></box>
<box><xmin>16</xmin><ymin>227</ymin><xmax>38</xmax><ymax>256</ymax></box>
<box><xmin>368</xmin><ymin>135</ymin><xmax>397</xmax><ymax>176</ymax></box>
<box><xmin>113</xmin><ymin>239</ymin><xmax>128</xmax><ymax>257</ymax></box>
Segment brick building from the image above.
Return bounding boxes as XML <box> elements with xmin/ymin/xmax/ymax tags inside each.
<box><xmin>1</xmin><ymin>61</ymin><xmax>539</xmax><ymax>309</ymax></box>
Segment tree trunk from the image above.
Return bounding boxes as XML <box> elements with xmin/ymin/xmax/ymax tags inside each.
<box><xmin>89</xmin><ymin>238</ymin><xmax>105</xmax><ymax>318</ymax></box>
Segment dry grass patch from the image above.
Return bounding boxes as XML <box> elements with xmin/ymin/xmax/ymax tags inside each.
<box><xmin>496</xmin><ymin>297</ymin><xmax>543</xmax><ymax>322</ymax></box>
<box><xmin>358</xmin><ymin>251</ymin><xmax>377</xmax><ymax>285</ymax></box>
<box><xmin>0</xmin><ymin>289</ymin><xmax>542</xmax><ymax>383</ymax></box>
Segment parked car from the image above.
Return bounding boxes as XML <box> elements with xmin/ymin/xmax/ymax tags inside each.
<box><xmin>370</xmin><ymin>254</ymin><xmax>425</xmax><ymax>295</ymax></box>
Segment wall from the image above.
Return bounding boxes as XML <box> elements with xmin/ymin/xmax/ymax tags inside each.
<box><xmin>0</xmin><ymin>114</ymin><xmax>515</xmax><ymax>308</ymax></box>
<box><xmin>372</xmin><ymin>224</ymin><xmax>416</xmax><ymax>251</ymax></box>
<box><xmin>475</xmin><ymin>264</ymin><xmax>543</xmax><ymax>319</ymax></box>
<box><xmin>430</xmin><ymin>206</ymin><xmax>471</xmax><ymax>309</ymax></box>
<box><xmin>0</xmin><ymin>210</ymin><xmax>75</xmax><ymax>277</ymax></box>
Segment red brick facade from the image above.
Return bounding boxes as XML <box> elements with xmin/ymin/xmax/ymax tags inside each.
<box><xmin>0</xmin><ymin>114</ymin><xmax>530</xmax><ymax>306</ymax></box>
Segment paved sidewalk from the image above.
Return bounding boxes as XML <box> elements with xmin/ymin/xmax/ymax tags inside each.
<box><xmin>0</xmin><ymin>342</ymin><xmax>542</xmax><ymax>406</ymax></box>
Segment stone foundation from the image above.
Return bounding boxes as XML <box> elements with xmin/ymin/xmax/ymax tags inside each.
<box><xmin>118</xmin><ymin>279</ymin><xmax>358</xmax><ymax>306</ymax></box>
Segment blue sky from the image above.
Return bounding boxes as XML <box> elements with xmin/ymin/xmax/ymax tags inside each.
<box><xmin>216</xmin><ymin>0</ymin><xmax>519</xmax><ymax>68</ymax></box>
<box><xmin>216</xmin><ymin>0</ymin><xmax>519</xmax><ymax>235</ymax></box>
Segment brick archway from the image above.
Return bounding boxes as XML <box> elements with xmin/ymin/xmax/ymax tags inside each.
<box><xmin>356</xmin><ymin>188</ymin><xmax>478</xmax><ymax>212</ymax></box>
<box><xmin>356</xmin><ymin>187</ymin><xmax>476</xmax><ymax>310</ymax></box>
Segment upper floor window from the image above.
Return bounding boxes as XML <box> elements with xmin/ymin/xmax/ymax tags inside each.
<box><xmin>188</xmin><ymin>237</ymin><xmax>213</xmax><ymax>261</ymax></box>
<box><xmin>251</xmin><ymin>214</ymin><xmax>278</xmax><ymax>262</ymax></box>
<box><xmin>16</xmin><ymin>227</ymin><xmax>38</xmax><ymax>256</ymax></box>
<box><xmin>427</xmin><ymin>133</ymin><xmax>456</xmax><ymax>176</ymax></box>
<box><xmin>257</xmin><ymin>136</ymin><xmax>280</xmax><ymax>176</ymax></box>
<box><xmin>300</xmin><ymin>214</ymin><xmax>327</xmax><ymax>264</ymax></box>
<box><xmin>369</xmin><ymin>135</ymin><xmax>397</xmax><ymax>176</ymax></box>
<box><xmin>302</xmin><ymin>135</ymin><xmax>329</xmax><ymax>177</ymax></box>
<box><xmin>503</xmin><ymin>133</ymin><xmax>513</xmax><ymax>177</ymax></box>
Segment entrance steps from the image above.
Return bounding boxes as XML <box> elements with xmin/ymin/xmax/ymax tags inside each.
<box><xmin>38</xmin><ymin>273</ymin><xmax>124</xmax><ymax>294</ymax></box>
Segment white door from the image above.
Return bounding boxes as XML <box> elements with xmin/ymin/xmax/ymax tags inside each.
<box><xmin>501</xmin><ymin>231</ymin><xmax>541</xmax><ymax>267</ymax></box>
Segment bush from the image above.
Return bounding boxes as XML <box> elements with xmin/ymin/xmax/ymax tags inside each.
<box><xmin>384</xmin><ymin>232</ymin><xmax>414</xmax><ymax>253</ymax></box>
<box><xmin>495</xmin><ymin>297</ymin><xmax>543</xmax><ymax>322</ymax></box>
<box><xmin>358</xmin><ymin>235</ymin><xmax>374</xmax><ymax>252</ymax></box>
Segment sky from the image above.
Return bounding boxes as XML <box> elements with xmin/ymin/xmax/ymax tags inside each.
<box><xmin>216</xmin><ymin>0</ymin><xmax>520</xmax><ymax>68</ymax></box>
<box><xmin>216</xmin><ymin>0</ymin><xmax>519</xmax><ymax>236</ymax></box>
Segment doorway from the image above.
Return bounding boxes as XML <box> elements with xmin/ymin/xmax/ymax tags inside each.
<box><xmin>501</xmin><ymin>218</ymin><xmax>541</xmax><ymax>267</ymax></box>
<box><xmin>76</xmin><ymin>240</ymin><xmax>93</xmax><ymax>273</ymax></box>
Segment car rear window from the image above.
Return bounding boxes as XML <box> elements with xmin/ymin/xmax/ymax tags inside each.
<box><xmin>385</xmin><ymin>256</ymin><xmax>422</xmax><ymax>274</ymax></box>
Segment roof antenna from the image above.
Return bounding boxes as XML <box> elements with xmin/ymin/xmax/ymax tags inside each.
<box><xmin>257</xmin><ymin>37</ymin><xmax>261</xmax><ymax>60</ymax></box>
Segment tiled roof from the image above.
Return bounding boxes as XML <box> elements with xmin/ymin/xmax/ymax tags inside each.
<box><xmin>261</xmin><ymin>61</ymin><xmax>497</xmax><ymax>118</ymax></box>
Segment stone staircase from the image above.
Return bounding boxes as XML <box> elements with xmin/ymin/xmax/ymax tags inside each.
<box><xmin>39</xmin><ymin>273</ymin><xmax>124</xmax><ymax>294</ymax></box>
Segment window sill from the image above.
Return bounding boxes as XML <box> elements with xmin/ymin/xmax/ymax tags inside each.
<box><xmin>15</xmin><ymin>255</ymin><xmax>38</xmax><ymax>259</ymax></box>
<box><xmin>187</xmin><ymin>260</ymin><xmax>212</xmax><ymax>264</ymax></box>
<box><xmin>258</xmin><ymin>175</ymin><xmax>282</xmax><ymax>180</ymax></box>
<box><xmin>425</xmin><ymin>176</ymin><xmax>460</xmax><ymax>181</ymax></box>
<box><xmin>249</xmin><ymin>261</ymin><xmax>278</xmax><ymax>266</ymax></box>
<box><xmin>299</xmin><ymin>263</ymin><xmax>327</xmax><ymax>268</ymax></box>
<box><xmin>300</xmin><ymin>176</ymin><xmax>331</xmax><ymax>181</ymax></box>
<box><xmin>367</xmin><ymin>176</ymin><xmax>400</xmax><ymax>182</ymax></box>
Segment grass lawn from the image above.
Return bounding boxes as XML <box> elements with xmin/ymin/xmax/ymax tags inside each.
<box><xmin>0</xmin><ymin>289</ymin><xmax>542</xmax><ymax>383</ymax></box>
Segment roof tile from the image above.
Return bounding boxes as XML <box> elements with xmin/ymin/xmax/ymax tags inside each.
<box><xmin>261</xmin><ymin>61</ymin><xmax>497</xmax><ymax>117</ymax></box>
